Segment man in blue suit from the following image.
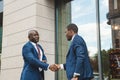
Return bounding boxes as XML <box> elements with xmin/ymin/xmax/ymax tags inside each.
<box><xmin>56</xmin><ymin>23</ymin><xmax>93</xmax><ymax>80</ymax></box>
<box><xmin>20</xmin><ymin>30</ymin><xmax>57</xmax><ymax>80</ymax></box>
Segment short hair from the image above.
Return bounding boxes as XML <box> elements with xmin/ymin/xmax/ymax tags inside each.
<box><xmin>66</xmin><ymin>23</ymin><xmax>78</xmax><ymax>33</ymax></box>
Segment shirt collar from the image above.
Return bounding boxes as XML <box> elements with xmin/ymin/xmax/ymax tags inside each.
<box><xmin>71</xmin><ymin>34</ymin><xmax>76</xmax><ymax>41</ymax></box>
<box><xmin>30</xmin><ymin>41</ymin><xmax>37</xmax><ymax>46</ymax></box>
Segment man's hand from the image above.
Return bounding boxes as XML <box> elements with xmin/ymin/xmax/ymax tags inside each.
<box><xmin>71</xmin><ymin>77</ymin><xmax>78</xmax><ymax>80</ymax></box>
<box><xmin>42</xmin><ymin>60</ymin><xmax>47</xmax><ymax>63</ymax></box>
<box><xmin>49</xmin><ymin>64</ymin><xmax>58</xmax><ymax>72</ymax></box>
<box><xmin>54</xmin><ymin>64</ymin><xmax>61</xmax><ymax>69</ymax></box>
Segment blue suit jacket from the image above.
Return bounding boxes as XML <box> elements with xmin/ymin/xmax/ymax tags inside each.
<box><xmin>64</xmin><ymin>35</ymin><xmax>93</xmax><ymax>80</ymax></box>
<box><xmin>20</xmin><ymin>41</ymin><xmax>49</xmax><ymax>80</ymax></box>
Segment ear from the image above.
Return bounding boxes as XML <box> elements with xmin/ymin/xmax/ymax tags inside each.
<box><xmin>69</xmin><ymin>29</ymin><xmax>73</xmax><ymax>33</ymax></box>
<box><xmin>28</xmin><ymin>35</ymin><xmax>32</xmax><ymax>40</ymax></box>
<box><xmin>28</xmin><ymin>35</ymin><xmax>30</xmax><ymax>38</ymax></box>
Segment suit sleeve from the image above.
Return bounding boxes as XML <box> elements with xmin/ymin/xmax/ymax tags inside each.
<box><xmin>63</xmin><ymin>63</ymin><xmax>66</xmax><ymax>70</ymax></box>
<box><xmin>42</xmin><ymin>54</ymin><xmax>47</xmax><ymax>61</ymax></box>
<box><xmin>74</xmin><ymin>44</ymin><xmax>85</xmax><ymax>74</ymax></box>
<box><xmin>22</xmin><ymin>45</ymin><xmax>49</xmax><ymax>70</ymax></box>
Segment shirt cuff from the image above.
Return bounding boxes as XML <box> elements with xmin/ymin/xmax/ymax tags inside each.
<box><xmin>74</xmin><ymin>73</ymin><xmax>80</xmax><ymax>76</ymax></box>
<box><xmin>47</xmin><ymin>64</ymin><xmax>50</xmax><ymax>70</ymax></box>
<box><xmin>39</xmin><ymin>68</ymin><xmax>42</xmax><ymax>71</ymax></box>
<box><xmin>60</xmin><ymin>64</ymin><xmax>64</xmax><ymax>69</ymax></box>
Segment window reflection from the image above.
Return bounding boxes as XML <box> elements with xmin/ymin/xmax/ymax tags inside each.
<box><xmin>72</xmin><ymin>0</ymin><xmax>111</xmax><ymax>79</ymax></box>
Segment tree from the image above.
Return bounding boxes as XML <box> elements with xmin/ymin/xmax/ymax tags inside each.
<box><xmin>101</xmin><ymin>49</ymin><xmax>109</xmax><ymax>76</ymax></box>
<box><xmin>90</xmin><ymin>55</ymin><xmax>98</xmax><ymax>72</ymax></box>
<box><xmin>90</xmin><ymin>49</ymin><xmax>110</xmax><ymax>76</ymax></box>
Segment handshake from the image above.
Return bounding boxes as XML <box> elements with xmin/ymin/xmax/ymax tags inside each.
<box><xmin>49</xmin><ymin>64</ymin><xmax>61</xmax><ymax>72</ymax></box>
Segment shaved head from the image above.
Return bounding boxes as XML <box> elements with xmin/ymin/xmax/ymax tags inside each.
<box><xmin>28</xmin><ymin>30</ymin><xmax>39</xmax><ymax>43</ymax></box>
<box><xmin>28</xmin><ymin>30</ymin><xmax>38</xmax><ymax>37</ymax></box>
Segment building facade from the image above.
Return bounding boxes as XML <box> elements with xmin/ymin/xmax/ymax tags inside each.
<box><xmin>107</xmin><ymin>0</ymin><xmax>120</xmax><ymax>79</ymax></box>
<box><xmin>107</xmin><ymin>0</ymin><xmax>120</xmax><ymax>49</ymax></box>
<box><xmin>0</xmin><ymin>0</ymin><xmax>72</xmax><ymax>80</ymax></box>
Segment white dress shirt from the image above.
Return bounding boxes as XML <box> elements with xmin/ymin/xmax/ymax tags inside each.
<box><xmin>30</xmin><ymin>42</ymin><xmax>43</xmax><ymax>61</ymax></box>
<box><xmin>30</xmin><ymin>41</ymin><xmax>43</xmax><ymax>71</ymax></box>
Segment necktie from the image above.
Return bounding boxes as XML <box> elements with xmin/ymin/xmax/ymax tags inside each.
<box><xmin>36</xmin><ymin>44</ymin><xmax>41</xmax><ymax>59</ymax></box>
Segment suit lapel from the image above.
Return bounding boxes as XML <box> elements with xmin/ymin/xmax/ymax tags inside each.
<box><xmin>66</xmin><ymin>35</ymin><xmax>77</xmax><ymax>57</ymax></box>
<box><xmin>28</xmin><ymin>42</ymin><xmax>39</xmax><ymax>59</ymax></box>
<box><xmin>66</xmin><ymin>41</ymin><xmax>73</xmax><ymax>57</ymax></box>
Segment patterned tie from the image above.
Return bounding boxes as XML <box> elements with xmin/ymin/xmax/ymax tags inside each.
<box><xmin>36</xmin><ymin>44</ymin><xmax>41</xmax><ymax>59</ymax></box>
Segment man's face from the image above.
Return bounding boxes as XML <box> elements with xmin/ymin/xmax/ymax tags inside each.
<box><xmin>65</xmin><ymin>29</ymin><xmax>73</xmax><ymax>41</ymax></box>
<box><xmin>29</xmin><ymin>31</ymin><xmax>39</xmax><ymax>43</ymax></box>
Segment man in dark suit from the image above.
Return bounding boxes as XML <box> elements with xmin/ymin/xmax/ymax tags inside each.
<box><xmin>20</xmin><ymin>30</ymin><xmax>57</xmax><ymax>80</ymax></box>
<box><xmin>56</xmin><ymin>23</ymin><xmax>93</xmax><ymax>80</ymax></box>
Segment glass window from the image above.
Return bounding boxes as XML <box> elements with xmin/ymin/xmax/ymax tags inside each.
<box><xmin>72</xmin><ymin>0</ymin><xmax>111</xmax><ymax>80</ymax></box>
<box><xmin>114</xmin><ymin>0</ymin><xmax>118</xmax><ymax>9</ymax></box>
<box><xmin>0</xmin><ymin>0</ymin><xmax>3</xmax><ymax>13</ymax></box>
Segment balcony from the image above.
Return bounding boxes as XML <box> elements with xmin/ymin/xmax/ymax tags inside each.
<box><xmin>106</xmin><ymin>12</ymin><xmax>120</xmax><ymax>25</ymax></box>
<box><xmin>107</xmin><ymin>11</ymin><xmax>120</xmax><ymax>19</ymax></box>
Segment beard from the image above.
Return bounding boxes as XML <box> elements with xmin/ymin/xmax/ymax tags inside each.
<box><xmin>67</xmin><ymin>37</ymin><xmax>72</xmax><ymax>41</ymax></box>
<box><xmin>31</xmin><ymin>38</ymin><xmax>39</xmax><ymax>43</ymax></box>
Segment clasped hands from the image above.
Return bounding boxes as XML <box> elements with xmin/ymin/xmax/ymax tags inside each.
<box><xmin>49</xmin><ymin>64</ymin><xmax>60</xmax><ymax>72</ymax></box>
<box><xmin>49</xmin><ymin>64</ymin><xmax>79</xmax><ymax>80</ymax></box>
